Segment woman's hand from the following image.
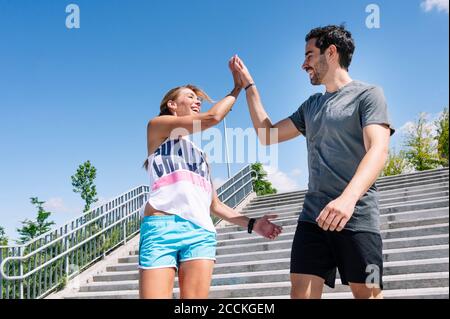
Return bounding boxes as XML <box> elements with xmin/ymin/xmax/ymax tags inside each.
<box><xmin>229</xmin><ymin>55</ymin><xmax>243</xmax><ymax>89</ymax></box>
<box><xmin>231</xmin><ymin>55</ymin><xmax>255</xmax><ymax>88</ymax></box>
<box><xmin>253</xmin><ymin>215</ymin><xmax>283</xmax><ymax>240</ymax></box>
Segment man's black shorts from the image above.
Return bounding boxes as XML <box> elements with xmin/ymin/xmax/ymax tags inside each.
<box><xmin>290</xmin><ymin>221</ymin><xmax>383</xmax><ymax>289</ymax></box>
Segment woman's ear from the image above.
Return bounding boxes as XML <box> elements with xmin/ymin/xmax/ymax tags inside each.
<box><xmin>167</xmin><ymin>100</ymin><xmax>177</xmax><ymax>115</ymax></box>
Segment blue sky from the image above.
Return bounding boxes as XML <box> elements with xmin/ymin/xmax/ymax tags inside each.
<box><xmin>0</xmin><ymin>0</ymin><xmax>448</xmax><ymax>241</ymax></box>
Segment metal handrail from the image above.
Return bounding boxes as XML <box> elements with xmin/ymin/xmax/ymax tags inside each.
<box><xmin>1</xmin><ymin>207</ymin><xmax>141</xmax><ymax>280</ymax></box>
<box><xmin>216</xmin><ymin>164</ymin><xmax>253</xmax><ymax>197</ymax></box>
<box><xmin>214</xmin><ymin>167</ymin><xmax>256</xmax><ymax>226</ymax></box>
<box><xmin>4</xmin><ymin>189</ymin><xmax>145</xmax><ymax>251</ymax></box>
<box><xmin>221</xmin><ymin>171</ymin><xmax>255</xmax><ymax>204</ymax></box>
<box><xmin>2</xmin><ymin>185</ymin><xmax>149</xmax><ymax>248</ymax></box>
<box><xmin>0</xmin><ymin>185</ymin><xmax>147</xmax><ymax>299</ymax></box>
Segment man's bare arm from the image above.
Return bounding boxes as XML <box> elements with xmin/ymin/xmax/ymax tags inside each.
<box><xmin>245</xmin><ymin>86</ymin><xmax>301</xmax><ymax>145</ymax></box>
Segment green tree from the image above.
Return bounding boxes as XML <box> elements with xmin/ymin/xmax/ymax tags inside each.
<box><xmin>435</xmin><ymin>108</ymin><xmax>449</xmax><ymax>167</ymax></box>
<box><xmin>16</xmin><ymin>197</ymin><xmax>55</xmax><ymax>244</ymax></box>
<box><xmin>0</xmin><ymin>226</ymin><xmax>8</xmax><ymax>246</ymax></box>
<box><xmin>404</xmin><ymin>113</ymin><xmax>441</xmax><ymax>171</ymax></box>
<box><xmin>251</xmin><ymin>163</ymin><xmax>277</xmax><ymax>196</ymax></box>
<box><xmin>382</xmin><ymin>149</ymin><xmax>409</xmax><ymax>177</ymax></box>
<box><xmin>71</xmin><ymin>160</ymin><xmax>98</xmax><ymax>212</ymax></box>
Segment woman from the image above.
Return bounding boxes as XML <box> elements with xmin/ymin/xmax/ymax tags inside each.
<box><xmin>139</xmin><ymin>56</ymin><xmax>283</xmax><ymax>299</ymax></box>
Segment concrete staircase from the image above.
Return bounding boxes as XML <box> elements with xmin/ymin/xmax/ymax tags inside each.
<box><xmin>62</xmin><ymin>168</ymin><xmax>449</xmax><ymax>299</ymax></box>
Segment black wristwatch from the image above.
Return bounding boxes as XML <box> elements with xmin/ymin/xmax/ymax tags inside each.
<box><xmin>247</xmin><ymin>218</ymin><xmax>257</xmax><ymax>234</ymax></box>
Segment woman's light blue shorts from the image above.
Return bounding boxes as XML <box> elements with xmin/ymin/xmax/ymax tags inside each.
<box><xmin>138</xmin><ymin>214</ymin><xmax>217</xmax><ymax>270</ymax></box>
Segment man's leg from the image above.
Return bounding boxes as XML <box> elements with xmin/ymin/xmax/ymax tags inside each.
<box><xmin>290</xmin><ymin>273</ymin><xmax>325</xmax><ymax>299</ymax></box>
<box><xmin>290</xmin><ymin>222</ymin><xmax>337</xmax><ymax>299</ymax></box>
<box><xmin>349</xmin><ymin>283</ymin><xmax>383</xmax><ymax>299</ymax></box>
<box><xmin>332</xmin><ymin>230</ymin><xmax>384</xmax><ymax>299</ymax></box>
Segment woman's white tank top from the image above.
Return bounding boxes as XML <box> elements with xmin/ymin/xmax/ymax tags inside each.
<box><xmin>141</xmin><ymin>136</ymin><xmax>215</xmax><ymax>233</ymax></box>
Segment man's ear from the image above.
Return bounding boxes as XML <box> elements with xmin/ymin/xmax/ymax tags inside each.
<box><xmin>326</xmin><ymin>44</ymin><xmax>338</xmax><ymax>64</ymax></box>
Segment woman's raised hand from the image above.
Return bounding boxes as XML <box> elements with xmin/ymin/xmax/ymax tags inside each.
<box><xmin>229</xmin><ymin>55</ymin><xmax>243</xmax><ymax>89</ymax></box>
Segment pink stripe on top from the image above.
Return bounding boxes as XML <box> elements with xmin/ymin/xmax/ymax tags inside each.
<box><xmin>152</xmin><ymin>170</ymin><xmax>212</xmax><ymax>193</ymax></box>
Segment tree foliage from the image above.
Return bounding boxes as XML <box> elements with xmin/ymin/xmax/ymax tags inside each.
<box><xmin>382</xmin><ymin>149</ymin><xmax>409</xmax><ymax>177</ymax></box>
<box><xmin>71</xmin><ymin>160</ymin><xmax>98</xmax><ymax>212</ymax></box>
<box><xmin>251</xmin><ymin>163</ymin><xmax>277</xmax><ymax>196</ymax></box>
<box><xmin>435</xmin><ymin>108</ymin><xmax>449</xmax><ymax>167</ymax></box>
<box><xmin>0</xmin><ymin>226</ymin><xmax>8</xmax><ymax>246</ymax></box>
<box><xmin>404</xmin><ymin>113</ymin><xmax>441</xmax><ymax>171</ymax></box>
<box><xmin>16</xmin><ymin>197</ymin><xmax>55</xmax><ymax>244</ymax></box>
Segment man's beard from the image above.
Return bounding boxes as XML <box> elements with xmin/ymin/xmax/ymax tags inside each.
<box><xmin>310</xmin><ymin>55</ymin><xmax>329</xmax><ymax>85</ymax></box>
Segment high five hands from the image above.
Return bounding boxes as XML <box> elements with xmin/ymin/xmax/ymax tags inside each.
<box><xmin>229</xmin><ymin>54</ymin><xmax>254</xmax><ymax>88</ymax></box>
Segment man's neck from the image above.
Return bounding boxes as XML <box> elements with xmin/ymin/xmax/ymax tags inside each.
<box><xmin>324</xmin><ymin>68</ymin><xmax>353</xmax><ymax>93</ymax></box>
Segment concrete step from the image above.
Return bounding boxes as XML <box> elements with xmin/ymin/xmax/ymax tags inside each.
<box><xmin>219</xmin><ymin>233</ymin><xmax>449</xmax><ymax>254</ymax></box>
<box><xmin>217</xmin><ymin>207</ymin><xmax>449</xmax><ymax>234</ymax></box>
<box><xmin>65</xmin><ymin>290</ymin><xmax>139</xmax><ymax>299</ymax></box>
<box><xmin>245</xmin><ymin>192</ymin><xmax>448</xmax><ymax>214</ymax></box>
<box><xmin>212</xmin><ymin>244</ymin><xmax>449</xmax><ymax>265</ymax></box>
<box><xmin>252</xmin><ymin>175</ymin><xmax>449</xmax><ymax>204</ymax></box>
<box><xmin>203</xmin><ymin>272</ymin><xmax>449</xmax><ymax>298</ymax></box>
<box><xmin>323</xmin><ymin>287</ymin><xmax>449</xmax><ymax>299</ymax></box>
<box><xmin>65</xmin><ymin>286</ymin><xmax>450</xmax><ymax>299</ymax></box>
<box><xmin>109</xmin><ymin>251</ymin><xmax>450</xmax><ymax>277</ymax></box>
<box><xmin>130</xmin><ymin>230</ymin><xmax>448</xmax><ymax>256</ymax></box>
<box><xmin>217</xmin><ymin>212</ymin><xmax>449</xmax><ymax>240</ymax></box>
<box><xmin>216</xmin><ymin>215</ymin><xmax>448</xmax><ymax>242</ymax></box>
<box><xmin>377</xmin><ymin>168</ymin><xmax>448</xmax><ymax>182</ymax></box>
<box><xmin>251</xmin><ymin>169</ymin><xmax>448</xmax><ymax>203</ymax></box>
<box><xmin>92</xmin><ymin>257</ymin><xmax>449</xmax><ymax>288</ymax></box>
<box><xmin>115</xmin><ymin>243</ymin><xmax>449</xmax><ymax>273</ymax></box>
<box><xmin>244</xmin><ymin>287</ymin><xmax>450</xmax><ymax>299</ymax></box>
<box><xmin>242</xmin><ymin>197</ymin><xmax>449</xmax><ymax>220</ymax></box>
<box><xmin>213</xmin><ymin>223</ymin><xmax>449</xmax><ymax>248</ymax></box>
<box><xmin>215</xmin><ymin>253</ymin><xmax>450</xmax><ymax>275</ymax></box>
<box><xmin>78</xmin><ymin>271</ymin><xmax>448</xmax><ymax>297</ymax></box>
<box><xmin>242</xmin><ymin>195</ymin><xmax>449</xmax><ymax>216</ymax></box>
<box><xmin>123</xmin><ymin>232</ymin><xmax>449</xmax><ymax>264</ymax></box>
<box><xmin>246</xmin><ymin>184</ymin><xmax>449</xmax><ymax>209</ymax></box>
<box><xmin>377</xmin><ymin>171</ymin><xmax>449</xmax><ymax>187</ymax></box>
<box><xmin>377</xmin><ymin>178</ymin><xmax>449</xmax><ymax>192</ymax></box>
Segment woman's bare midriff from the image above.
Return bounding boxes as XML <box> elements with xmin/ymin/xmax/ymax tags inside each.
<box><xmin>143</xmin><ymin>202</ymin><xmax>171</xmax><ymax>217</ymax></box>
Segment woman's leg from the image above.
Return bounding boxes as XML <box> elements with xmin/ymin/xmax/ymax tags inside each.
<box><xmin>178</xmin><ymin>260</ymin><xmax>215</xmax><ymax>299</ymax></box>
<box><xmin>139</xmin><ymin>267</ymin><xmax>176</xmax><ymax>299</ymax></box>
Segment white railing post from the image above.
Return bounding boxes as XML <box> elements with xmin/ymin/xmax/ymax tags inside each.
<box><xmin>122</xmin><ymin>204</ymin><xmax>127</xmax><ymax>245</ymax></box>
<box><xmin>102</xmin><ymin>215</ymin><xmax>106</xmax><ymax>259</ymax></box>
<box><xmin>0</xmin><ymin>247</ymin><xmax>3</xmax><ymax>299</ymax></box>
<box><xmin>19</xmin><ymin>247</ymin><xmax>24</xmax><ymax>299</ymax></box>
<box><xmin>64</xmin><ymin>225</ymin><xmax>69</xmax><ymax>280</ymax></box>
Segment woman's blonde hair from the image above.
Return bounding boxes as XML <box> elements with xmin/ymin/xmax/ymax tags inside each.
<box><xmin>143</xmin><ymin>84</ymin><xmax>212</xmax><ymax>170</ymax></box>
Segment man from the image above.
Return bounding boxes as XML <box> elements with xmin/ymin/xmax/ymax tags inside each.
<box><xmin>231</xmin><ymin>25</ymin><xmax>395</xmax><ymax>299</ymax></box>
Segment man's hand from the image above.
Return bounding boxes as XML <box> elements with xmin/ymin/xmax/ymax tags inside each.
<box><xmin>253</xmin><ymin>214</ymin><xmax>283</xmax><ymax>240</ymax></box>
<box><xmin>229</xmin><ymin>55</ymin><xmax>243</xmax><ymax>89</ymax></box>
<box><xmin>316</xmin><ymin>196</ymin><xmax>358</xmax><ymax>232</ymax></box>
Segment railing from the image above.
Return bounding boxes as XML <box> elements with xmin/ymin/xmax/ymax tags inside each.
<box><xmin>0</xmin><ymin>165</ymin><xmax>256</xmax><ymax>299</ymax></box>
<box><xmin>214</xmin><ymin>164</ymin><xmax>255</xmax><ymax>226</ymax></box>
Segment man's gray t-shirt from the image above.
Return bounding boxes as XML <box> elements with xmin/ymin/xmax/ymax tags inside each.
<box><xmin>289</xmin><ymin>80</ymin><xmax>395</xmax><ymax>234</ymax></box>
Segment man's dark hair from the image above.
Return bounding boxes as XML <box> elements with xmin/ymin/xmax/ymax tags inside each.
<box><xmin>305</xmin><ymin>25</ymin><xmax>355</xmax><ymax>70</ymax></box>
